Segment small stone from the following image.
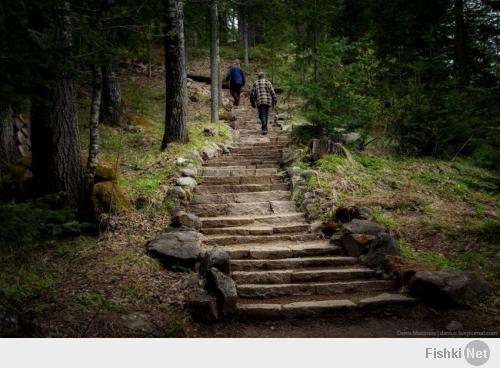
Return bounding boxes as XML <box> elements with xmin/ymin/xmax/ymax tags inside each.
<box><xmin>176</xmin><ymin>176</ymin><xmax>197</xmax><ymax>190</ymax></box>
<box><xmin>169</xmin><ymin>186</ymin><xmax>187</xmax><ymax>200</ymax></box>
<box><xmin>121</xmin><ymin>313</ymin><xmax>153</xmax><ymax>333</ymax></box>
<box><xmin>287</xmin><ymin>166</ymin><xmax>302</xmax><ymax>177</ymax></box>
<box><xmin>446</xmin><ymin>320</ymin><xmax>463</xmax><ymax>332</ymax></box>
<box><xmin>203</xmin><ymin>127</ymin><xmax>218</xmax><ymax>137</ymax></box>
<box><xmin>180</xmin><ymin>167</ymin><xmax>197</xmax><ymax>178</ymax></box>
<box><xmin>175</xmin><ymin>157</ymin><xmax>189</xmax><ymax>166</ymax></box>
<box><xmin>201</xmin><ymin>147</ymin><xmax>218</xmax><ymax>161</ymax></box>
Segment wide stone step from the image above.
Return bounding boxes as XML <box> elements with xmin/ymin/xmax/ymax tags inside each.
<box><xmin>237</xmin><ymin>279</ymin><xmax>397</xmax><ymax>299</ymax></box>
<box><xmin>201</xmin><ymin>167</ymin><xmax>278</xmax><ymax>177</ymax></box>
<box><xmin>191</xmin><ymin>190</ymin><xmax>291</xmax><ymax>205</ymax></box>
<box><xmin>202</xmin><ymin>223</ymin><xmax>310</xmax><ymax>236</ymax></box>
<box><xmin>190</xmin><ymin>200</ymin><xmax>296</xmax><ymax>217</ymax></box>
<box><xmin>196</xmin><ymin>183</ymin><xmax>290</xmax><ymax>194</ymax></box>
<box><xmin>231</xmin><ymin>256</ymin><xmax>359</xmax><ymax>271</ymax></box>
<box><xmin>232</xmin><ymin>268</ymin><xmax>376</xmax><ymax>284</ymax></box>
<box><xmin>229</xmin><ymin>149</ymin><xmax>284</xmax><ymax>155</ymax></box>
<box><xmin>207</xmin><ymin>157</ymin><xmax>281</xmax><ymax>163</ymax></box>
<box><xmin>199</xmin><ymin>174</ymin><xmax>285</xmax><ymax>185</ymax></box>
<box><xmin>204</xmin><ymin>162</ymin><xmax>279</xmax><ymax>168</ymax></box>
<box><xmin>203</xmin><ymin>232</ymin><xmax>323</xmax><ymax>246</ymax></box>
<box><xmin>201</xmin><ymin>213</ymin><xmax>304</xmax><ymax>228</ymax></box>
<box><xmin>221</xmin><ymin>241</ymin><xmax>340</xmax><ymax>259</ymax></box>
<box><xmin>237</xmin><ymin>293</ymin><xmax>416</xmax><ymax>319</ymax></box>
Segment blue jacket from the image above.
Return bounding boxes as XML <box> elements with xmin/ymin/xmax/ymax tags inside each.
<box><xmin>225</xmin><ymin>65</ymin><xmax>245</xmax><ymax>86</ymax></box>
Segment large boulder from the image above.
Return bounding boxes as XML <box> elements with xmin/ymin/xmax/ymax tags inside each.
<box><xmin>93</xmin><ymin>181</ymin><xmax>131</xmax><ymax>213</ymax></box>
<box><xmin>207</xmin><ymin>268</ymin><xmax>237</xmax><ymax>316</ymax></box>
<box><xmin>342</xmin><ymin>219</ymin><xmax>386</xmax><ymax>235</ymax></box>
<box><xmin>201</xmin><ymin>147</ymin><xmax>218</xmax><ymax>161</ymax></box>
<box><xmin>147</xmin><ymin>230</ymin><xmax>204</xmax><ymax>269</ymax></box>
<box><xmin>408</xmin><ymin>270</ymin><xmax>494</xmax><ymax>307</ymax></box>
<box><xmin>201</xmin><ymin>246</ymin><xmax>231</xmax><ymax>276</ymax></box>
<box><xmin>360</xmin><ymin>232</ymin><xmax>400</xmax><ymax>268</ymax></box>
<box><xmin>171</xmin><ymin>211</ymin><xmax>201</xmax><ymax>229</ymax></box>
<box><xmin>338</xmin><ymin>219</ymin><xmax>390</xmax><ymax>257</ymax></box>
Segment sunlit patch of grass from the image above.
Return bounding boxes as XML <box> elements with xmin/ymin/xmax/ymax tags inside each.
<box><xmin>75</xmin><ymin>291</ymin><xmax>105</xmax><ymax>308</ymax></box>
<box><xmin>371</xmin><ymin>207</ymin><xmax>398</xmax><ymax>230</ymax></box>
<box><xmin>104</xmin><ymin>251</ymin><xmax>162</xmax><ymax>273</ymax></box>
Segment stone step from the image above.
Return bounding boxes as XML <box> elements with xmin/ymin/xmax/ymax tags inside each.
<box><xmin>202</xmin><ymin>223</ymin><xmax>310</xmax><ymax>236</ymax></box>
<box><xmin>196</xmin><ymin>183</ymin><xmax>290</xmax><ymax>194</ymax></box>
<box><xmin>204</xmin><ymin>162</ymin><xmax>279</xmax><ymax>168</ymax></box>
<box><xmin>200</xmin><ymin>212</ymin><xmax>305</xmax><ymax>228</ymax></box>
<box><xmin>232</xmin><ymin>268</ymin><xmax>376</xmax><ymax>284</ymax></box>
<box><xmin>199</xmin><ymin>174</ymin><xmax>285</xmax><ymax>185</ymax></box>
<box><xmin>201</xmin><ymin>167</ymin><xmax>278</xmax><ymax>177</ymax></box>
<box><xmin>203</xmin><ymin>231</ymin><xmax>323</xmax><ymax>246</ymax></box>
<box><xmin>237</xmin><ymin>293</ymin><xmax>416</xmax><ymax>319</ymax></box>
<box><xmin>230</xmin><ymin>256</ymin><xmax>359</xmax><ymax>271</ymax></box>
<box><xmin>190</xmin><ymin>200</ymin><xmax>296</xmax><ymax>217</ymax></box>
<box><xmin>237</xmin><ymin>279</ymin><xmax>397</xmax><ymax>299</ymax></box>
<box><xmin>192</xmin><ymin>191</ymin><xmax>290</xmax><ymax>205</ymax></box>
<box><xmin>221</xmin><ymin>241</ymin><xmax>340</xmax><ymax>259</ymax></box>
<box><xmin>208</xmin><ymin>157</ymin><xmax>281</xmax><ymax>163</ymax></box>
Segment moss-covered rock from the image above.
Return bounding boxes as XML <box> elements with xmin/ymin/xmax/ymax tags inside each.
<box><xmin>80</xmin><ymin>151</ymin><xmax>118</xmax><ymax>182</ymax></box>
<box><xmin>93</xmin><ymin>181</ymin><xmax>131</xmax><ymax>213</ymax></box>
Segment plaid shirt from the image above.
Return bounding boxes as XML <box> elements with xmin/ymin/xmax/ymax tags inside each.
<box><xmin>250</xmin><ymin>78</ymin><xmax>277</xmax><ymax>107</ymax></box>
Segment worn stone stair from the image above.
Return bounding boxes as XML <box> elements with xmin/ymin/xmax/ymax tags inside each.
<box><xmin>188</xmin><ymin>103</ymin><xmax>415</xmax><ymax>319</ymax></box>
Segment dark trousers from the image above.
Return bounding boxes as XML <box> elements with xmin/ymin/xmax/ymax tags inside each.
<box><xmin>258</xmin><ymin>104</ymin><xmax>270</xmax><ymax>131</ymax></box>
<box><xmin>229</xmin><ymin>84</ymin><xmax>242</xmax><ymax>106</ymax></box>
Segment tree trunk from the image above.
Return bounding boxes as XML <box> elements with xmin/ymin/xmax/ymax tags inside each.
<box><xmin>30</xmin><ymin>2</ymin><xmax>84</xmax><ymax>208</ymax></box>
<box><xmin>243</xmin><ymin>6</ymin><xmax>249</xmax><ymax>65</ymax></box>
<box><xmin>454</xmin><ymin>0</ymin><xmax>469</xmax><ymax>90</ymax></box>
<box><xmin>100</xmin><ymin>64</ymin><xmax>123</xmax><ymax>126</ymax></box>
<box><xmin>0</xmin><ymin>101</ymin><xmax>18</xmax><ymax>169</ymax></box>
<box><xmin>161</xmin><ymin>0</ymin><xmax>188</xmax><ymax>150</ymax></box>
<box><xmin>210</xmin><ymin>0</ymin><xmax>219</xmax><ymax>123</ymax></box>
<box><xmin>86</xmin><ymin>65</ymin><xmax>102</xmax><ymax>194</ymax></box>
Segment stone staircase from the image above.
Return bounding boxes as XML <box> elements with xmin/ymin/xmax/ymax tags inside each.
<box><xmin>189</xmin><ymin>105</ymin><xmax>415</xmax><ymax>319</ymax></box>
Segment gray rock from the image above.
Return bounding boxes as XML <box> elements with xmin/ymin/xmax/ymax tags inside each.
<box><xmin>171</xmin><ymin>211</ymin><xmax>201</xmax><ymax>229</ymax></box>
<box><xmin>358</xmin><ymin>206</ymin><xmax>373</xmax><ymax>219</ymax></box>
<box><xmin>201</xmin><ymin>147</ymin><xmax>218</xmax><ymax>161</ymax></box>
<box><xmin>0</xmin><ymin>306</ymin><xmax>19</xmax><ymax>337</ymax></box>
<box><xmin>169</xmin><ymin>186</ymin><xmax>187</xmax><ymax>200</ymax></box>
<box><xmin>176</xmin><ymin>176</ymin><xmax>197</xmax><ymax>190</ymax></box>
<box><xmin>342</xmin><ymin>233</ymin><xmax>378</xmax><ymax>257</ymax></box>
<box><xmin>281</xmin><ymin>148</ymin><xmax>302</xmax><ymax>164</ymax></box>
<box><xmin>188</xmin><ymin>292</ymin><xmax>219</xmax><ymax>323</ymax></box>
<box><xmin>147</xmin><ymin>230</ymin><xmax>204</xmax><ymax>268</ymax></box>
<box><xmin>286</xmin><ymin>166</ymin><xmax>302</xmax><ymax>178</ymax></box>
<box><xmin>207</xmin><ymin>268</ymin><xmax>238</xmax><ymax>316</ymax></box>
<box><xmin>408</xmin><ymin>270</ymin><xmax>494</xmax><ymax>306</ymax></box>
<box><xmin>203</xmin><ymin>127</ymin><xmax>218</xmax><ymax>137</ymax></box>
<box><xmin>360</xmin><ymin>232</ymin><xmax>400</xmax><ymax>268</ymax></box>
<box><xmin>175</xmin><ymin>157</ymin><xmax>190</xmax><ymax>166</ymax></box>
<box><xmin>342</xmin><ymin>219</ymin><xmax>386</xmax><ymax>235</ymax></box>
<box><xmin>201</xmin><ymin>246</ymin><xmax>231</xmax><ymax>276</ymax></box>
<box><xmin>446</xmin><ymin>320</ymin><xmax>463</xmax><ymax>332</ymax></box>
<box><xmin>330</xmin><ymin>234</ymin><xmax>343</xmax><ymax>246</ymax></box>
<box><xmin>180</xmin><ymin>167</ymin><xmax>197</xmax><ymax>178</ymax></box>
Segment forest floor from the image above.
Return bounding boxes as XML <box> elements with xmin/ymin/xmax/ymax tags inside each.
<box><xmin>0</xmin><ymin>50</ymin><xmax>499</xmax><ymax>337</ymax></box>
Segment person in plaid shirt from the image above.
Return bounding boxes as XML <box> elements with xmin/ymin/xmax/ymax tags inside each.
<box><xmin>250</xmin><ymin>72</ymin><xmax>277</xmax><ymax>135</ymax></box>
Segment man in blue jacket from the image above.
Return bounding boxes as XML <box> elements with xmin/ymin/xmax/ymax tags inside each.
<box><xmin>224</xmin><ymin>59</ymin><xmax>245</xmax><ymax>106</ymax></box>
